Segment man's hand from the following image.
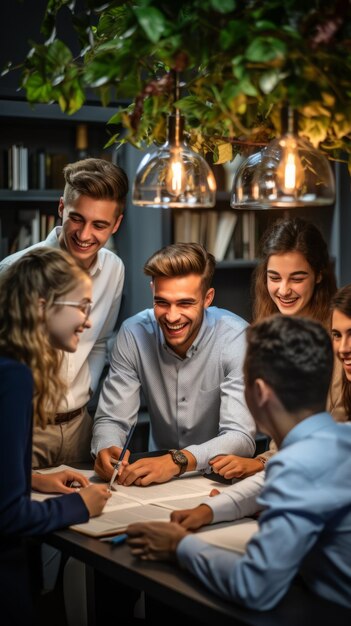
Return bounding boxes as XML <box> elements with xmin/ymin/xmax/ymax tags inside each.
<box><xmin>94</xmin><ymin>446</ymin><xmax>129</xmax><ymax>481</ymax></box>
<box><xmin>117</xmin><ymin>454</ymin><xmax>180</xmax><ymax>486</ymax></box>
<box><xmin>209</xmin><ymin>454</ymin><xmax>264</xmax><ymax>479</ymax></box>
<box><xmin>31</xmin><ymin>469</ymin><xmax>90</xmax><ymax>494</ymax></box>
<box><xmin>171</xmin><ymin>503</ymin><xmax>214</xmax><ymax>530</ymax></box>
<box><xmin>126</xmin><ymin>521</ymin><xmax>189</xmax><ymax>561</ymax></box>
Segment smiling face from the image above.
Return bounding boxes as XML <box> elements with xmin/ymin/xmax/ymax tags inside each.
<box><xmin>152</xmin><ymin>274</ymin><xmax>214</xmax><ymax>358</ymax></box>
<box><xmin>331</xmin><ymin>309</ymin><xmax>351</xmax><ymax>381</ymax></box>
<box><xmin>45</xmin><ymin>277</ymin><xmax>92</xmax><ymax>352</ymax></box>
<box><xmin>266</xmin><ymin>251</ymin><xmax>321</xmax><ymax>317</ymax></box>
<box><xmin>58</xmin><ymin>195</ymin><xmax>123</xmax><ymax>269</ymax></box>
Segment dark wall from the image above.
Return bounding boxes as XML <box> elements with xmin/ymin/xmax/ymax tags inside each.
<box><xmin>0</xmin><ymin>1</ymin><xmax>97</xmax><ymax>101</ymax></box>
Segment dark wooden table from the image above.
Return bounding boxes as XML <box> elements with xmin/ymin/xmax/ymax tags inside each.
<box><xmin>45</xmin><ymin>527</ymin><xmax>351</xmax><ymax>626</ymax></box>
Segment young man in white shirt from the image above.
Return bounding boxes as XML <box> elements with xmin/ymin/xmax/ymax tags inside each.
<box><xmin>0</xmin><ymin>157</ymin><xmax>128</xmax><ymax>468</ymax></box>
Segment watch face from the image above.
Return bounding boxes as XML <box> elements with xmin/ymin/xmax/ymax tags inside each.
<box><xmin>169</xmin><ymin>449</ymin><xmax>188</xmax><ymax>474</ymax></box>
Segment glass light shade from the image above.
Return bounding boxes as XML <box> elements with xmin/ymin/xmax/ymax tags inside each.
<box><xmin>231</xmin><ymin>137</ymin><xmax>335</xmax><ymax>210</ymax></box>
<box><xmin>132</xmin><ymin>115</ymin><xmax>217</xmax><ymax>208</ymax></box>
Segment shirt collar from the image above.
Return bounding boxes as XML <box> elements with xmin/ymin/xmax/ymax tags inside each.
<box><xmin>281</xmin><ymin>412</ymin><xmax>333</xmax><ymax>449</ymax></box>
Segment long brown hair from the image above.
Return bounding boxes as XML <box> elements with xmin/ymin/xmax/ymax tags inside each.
<box><xmin>330</xmin><ymin>284</ymin><xmax>351</xmax><ymax>419</ymax></box>
<box><xmin>252</xmin><ymin>217</ymin><xmax>337</xmax><ymax>326</ymax></box>
<box><xmin>0</xmin><ymin>247</ymin><xmax>90</xmax><ymax>428</ymax></box>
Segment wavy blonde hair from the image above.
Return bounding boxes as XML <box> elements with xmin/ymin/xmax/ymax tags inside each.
<box><xmin>0</xmin><ymin>247</ymin><xmax>90</xmax><ymax>428</ymax></box>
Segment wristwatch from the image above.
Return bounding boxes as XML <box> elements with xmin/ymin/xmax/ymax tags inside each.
<box><xmin>168</xmin><ymin>449</ymin><xmax>188</xmax><ymax>476</ymax></box>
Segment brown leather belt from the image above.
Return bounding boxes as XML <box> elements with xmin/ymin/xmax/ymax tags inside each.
<box><xmin>55</xmin><ymin>407</ymin><xmax>84</xmax><ymax>425</ymax></box>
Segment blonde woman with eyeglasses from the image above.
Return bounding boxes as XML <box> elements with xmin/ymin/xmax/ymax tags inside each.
<box><xmin>0</xmin><ymin>247</ymin><xmax>111</xmax><ymax>626</ymax></box>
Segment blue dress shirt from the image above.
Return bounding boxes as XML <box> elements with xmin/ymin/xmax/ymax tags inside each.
<box><xmin>92</xmin><ymin>307</ymin><xmax>256</xmax><ymax>470</ymax></box>
<box><xmin>177</xmin><ymin>412</ymin><xmax>351</xmax><ymax>610</ymax></box>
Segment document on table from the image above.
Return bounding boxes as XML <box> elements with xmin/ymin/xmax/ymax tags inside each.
<box><xmin>197</xmin><ymin>518</ymin><xmax>259</xmax><ymax>554</ymax></box>
<box><xmin>32</xmin><ymin>465</ymin><xmax>252</xmax><ymax>541</ymax></box>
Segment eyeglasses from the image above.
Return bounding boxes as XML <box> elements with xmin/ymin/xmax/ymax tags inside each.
<box><xmin>53</xmin><ymin>300</ymin><xmax>92</xmax><ymax>320</ymax></box>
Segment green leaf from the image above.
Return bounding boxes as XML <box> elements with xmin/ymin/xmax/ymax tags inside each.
<box><xmin>24</xmin><ymin>72</ymin><xmax>54</xmax><ymax>103</ymax></box>
<box><xmin>210</xmin><ymin>0</ymin><xmax>236</xmax><ymax>14</ymax></box>
<box><xmin>246</xmin><ymin>37</ymin><xmax>287</xmax><ymax>63</ymax></box>
<box><xmin>220</xmin><ymin>21</ymin><xmax>246</xmax><ymax>51</ymax></box>
<box><xmin>46</xmin><ymin>39</ymin><xmax>73</xmax><ymax>67</ymax></box>
<box><xmin>133</xmin><ymin>6</ymin><xmax>168</xmax><ymax>43</ymax></box>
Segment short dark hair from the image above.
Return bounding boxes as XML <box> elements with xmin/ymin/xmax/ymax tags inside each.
<box><xmin>245</xmin><ymin>315</ymin><xmax>333</xmax><ymax>413</ymax></box>
<box><xmin>143</xmin><ymin>242</ymin><xmax>216</xmax><ymax>293</ymax></box>
<box><xmin>63</xmin><ymin>158</ymin><xmax>129</xmax><ymax>216</ymax></box>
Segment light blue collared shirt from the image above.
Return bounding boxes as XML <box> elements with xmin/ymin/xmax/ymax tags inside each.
<box><xmin>177</xmin><ymin>412</ymin><xmax>351</xmax><ymax>610</ymax></box>
<box><xmin>92</xmin><ymin>307</ymin><xmax>256</xmax><ymax>470</ymax></box>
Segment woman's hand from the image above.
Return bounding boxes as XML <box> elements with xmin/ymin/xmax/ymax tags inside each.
<box><xmin>170</xmin><ymin>504</ymin><xmax>214</xmax><ymax>530</ymax></box>
<box><xmin>79</xmin><ymin>484</ymin><xmax>111</xmax><ymax>517</ymax></box>
<box><xmin>31</xmin><ymin>469</ymin><xmax>90</xmax><ymax>494</ymax></box>
<box><xmin>209</xmin><ymin>455</ymin><xmax>265</xmax><ymax>479</ymax></box>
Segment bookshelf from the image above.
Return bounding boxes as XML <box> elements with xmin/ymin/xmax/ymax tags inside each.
<box><xmin>0</xmin><ymin>99</ymin><xmax>118</xmax><ymax>260</ymax></box>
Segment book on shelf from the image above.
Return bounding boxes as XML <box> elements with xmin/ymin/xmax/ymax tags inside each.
<box><xmin>9</xmin><ymin>209</ymin><xmax>40</xmax><ymax>254</ymax></box>
<box><xmin>242</xmin><ymin>212</ymin><xmax>250</xmax><ymax>260</ymax></box>
<box><xmin>32</xmin><ymin>465</ymin><xmax>258</xmax><ymax>547</ymax></box>
<box><xmin>173</xmin><ymin>211</ymin><xmax>208</xmax><ymax>246</ymax></box>
<box><xmin>205</xmin><ymin>210</ymin><xmax>218</xmax><ymax>256</ymax></box>
<box><xmin>50</xmin><ymin>153</ymin><xmax>68</xmax><ymax>189</ymax></box>
<box><xmin>28</xmin><ymin>149</ymin><xmax>68</xmax><ymax>190</ymax></box>
<box><xmin>226</xmin><ymin>212</ymin><xmax>257</xmax><ymax>261</ymax></box>
<box><xmin>190</xmin><ymin>211</ymin><xmax>201</xmax><ymax>243</ymax></box>
<box><xmin>213</xmin><ymin>211</ymin><xmax>238</xmax><ymax>261</ymax></box>
<box><xmin>7</xmin><ymin>144</ymin><xmax>28</xmax><ymax>191</ymax></box>
<box><xmin>199</xmin><ymin>212</ymin><xmax>208</xmax><ymax>246</ymax></box>
<box><xmin>40</xmin><ymin>214</ymin><xmax>57</xmax><ymax>240</ymax></box>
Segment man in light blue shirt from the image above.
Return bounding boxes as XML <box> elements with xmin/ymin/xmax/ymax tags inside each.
<box><xmin>92</xmin><ymin>242</ymin><xmax>256</xmax><ymax>485</ymax></box>
<box><xmin>126</xmin><ymin>315</ymin><xmax>351</xmax><ymax>611</ymax></box>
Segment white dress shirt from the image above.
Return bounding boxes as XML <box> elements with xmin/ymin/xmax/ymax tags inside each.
<box><xmin>0</xmin><ymin>227</ymin><xmax>124</xmax><ymax>411</ymax></box>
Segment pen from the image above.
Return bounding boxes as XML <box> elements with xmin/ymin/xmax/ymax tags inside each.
<box><xmin>108</xmin><ymin>422</ymin><xmax>136</xmax><ymax>491</ymax></box>
<box><xmin>100</xmin><ymin>533</ymin><xmax>128</xmax><ymax>545</ymax></box>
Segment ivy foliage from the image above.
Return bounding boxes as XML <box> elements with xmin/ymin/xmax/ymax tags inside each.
<box><xmin>11</xmin><ymin>0</ymin><xmax>351</xmax><ymax>166</ymax></box>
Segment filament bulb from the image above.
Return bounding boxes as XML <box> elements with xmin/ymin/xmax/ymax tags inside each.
<box><xmin>276</xmin><ymin>137</ymin><xmax>304</xmax><ymax>194</ymax></box>
<box><xmin>165</xmin><ymin>148</ymin><xmax>187</xmax><ymax>196</ymax></box>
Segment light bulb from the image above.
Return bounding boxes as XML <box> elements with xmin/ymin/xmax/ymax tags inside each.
<box><xmin>276</xmin><ymin>136</ymin><xmax>304</xmax><ymax>195</ymax></box>
<box><xmin>165</xmin><ymin>147</ymin><xmax>187</xmax><ymax>196</ymax></box>
<box><xmin>133</xmin><ymin>113</ymin><xmax>216</xmax><ymax>208</ymax></box>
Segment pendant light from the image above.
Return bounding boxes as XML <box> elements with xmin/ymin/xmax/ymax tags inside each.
<box><xmin>230</xmin><ymin>107</ymin><xmax>335</xmax><ymax>209</ymax></box>
<box><xmin>132</xmin><ymin>73</ymin><xmax>216</xmax><ymax>209</ymax></box>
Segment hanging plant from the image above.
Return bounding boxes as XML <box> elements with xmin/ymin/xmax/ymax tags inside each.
<box><xmin>5</xmin><ymin>0</ymin><xmax>351</xmax><ymax>168</ymax></box>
